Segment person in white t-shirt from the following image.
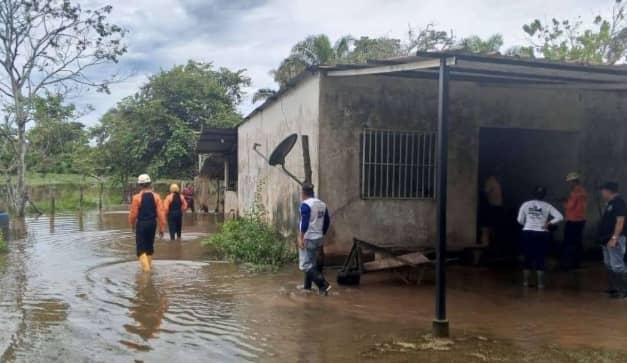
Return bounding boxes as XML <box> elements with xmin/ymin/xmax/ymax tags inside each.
<box><xmin>298</xmin><ymin>183</ymin><xmax>331</xmax><ymax>296</ymax></box>
<box><xmin>517</xmin><ymin>186</ymin><xmax>564</xmax><ymax>288</ymax></box>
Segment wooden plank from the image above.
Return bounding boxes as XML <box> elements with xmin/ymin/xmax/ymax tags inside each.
<box><xmin>363</xmin><ymin>252</ymin><xmax>431</xmax><ymax>272</ymax></box>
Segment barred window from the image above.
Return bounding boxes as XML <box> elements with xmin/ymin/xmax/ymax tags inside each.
<box><xmin>360</xmin><ymin>129</ymin><xmax>436</xmax><ymax>199</ymax></box>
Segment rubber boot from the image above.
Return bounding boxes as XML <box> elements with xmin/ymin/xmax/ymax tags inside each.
<box><xmin>139</xmin><ymin>253</ymin><xmax>150</xmax><ymax>272</ymax></box>
<box><xmin>537</xmin><ymin>271</ymin><xmax>545</xmax><ymax>289</ymax></box>
<box><xmin>613</xmin><ymin>272</ymin><xmax>627</xmax><ymax>299</ymax></box>
<box><xmin>303</xmin><ymin>273</ymin><xmax>312</xmax><ymax>290</ymax></box>
<box><xmin>522</xmin><ymin>270</ymin><xmax>531</xmax><ymax>288</ymax></box>
<box><xmin>606</xmin><ymin>270</ymin><xmax>618</xmax><ymax>295</ymax></box>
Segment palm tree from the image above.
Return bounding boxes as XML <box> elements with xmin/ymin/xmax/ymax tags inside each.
<box><xmin>252</xmin><ymin>88</ymin><xmax>277</xmax><ymax>103</ymax></box>
<box><xmin>272</xmin><ymin>34</ymin><xmax>338</xmax><ymax>86</ymax></box>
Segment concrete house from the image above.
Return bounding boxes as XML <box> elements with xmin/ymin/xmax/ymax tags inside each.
<box><xmin>199</xmin><ymin>52</ymin><xmax>627</xmax><ymax>257</ymax></box>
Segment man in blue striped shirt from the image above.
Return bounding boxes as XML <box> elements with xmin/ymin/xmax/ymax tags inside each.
<box><xmin>298</xmin><ymin>183</ymin><xmax>331</xmax><ymax>296</ymax></box>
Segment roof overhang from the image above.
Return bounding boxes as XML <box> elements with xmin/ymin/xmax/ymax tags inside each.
<box><xmin>321</xmin><ymin>51</ymin><xmax>627</xmax><ymax>91</ymax></box>
<box><xmin>197</xmin><ymin>128</ymin><xmax>237</xmax><ymax>154</ymax></box>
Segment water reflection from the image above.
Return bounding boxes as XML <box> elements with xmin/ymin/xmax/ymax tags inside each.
<box><xmin>124</xmin><ymin>272</ymin><xmax>168</xmax><ymax>343</ymax></box>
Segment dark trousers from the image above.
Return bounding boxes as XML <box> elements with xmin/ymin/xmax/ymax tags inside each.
<box><xmin>168</xmin><ymin>213</ymin><xmax>182</xmax><ymax>240</ymax></box>
<box><xmin>561</xmin><ymin>221</ymin><xmax>585</xmax><ymax>269</ymax></box>
<box><xmin>136</xmin><ymin>220</ymin><xmax>157</xmax><ymax>257</ymax></box>
<box><xmin>521</xmin><ymin>230</ymin><xmax>550</xmax><ymax>271</ymax></box>
<box><xmin>186</xmin><ymin>197</ymin><xmax>195</xmax><ymax>213</ymax></box>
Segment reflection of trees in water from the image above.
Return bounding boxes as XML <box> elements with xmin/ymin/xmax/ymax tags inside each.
<box><xmin>124</xmin><ymin>272</ymin><xmax>168</xmax><ymax>341</ymax></box>
<box><xmin>0</xmin><ymin>219</ymin><xmax>69</xmax><ymax>361</ymax></box>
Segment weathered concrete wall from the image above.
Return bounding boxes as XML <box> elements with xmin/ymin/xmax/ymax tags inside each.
<box><xmin>237</xmin><ymin>74</ymin><xmax>320</xmax><ymax>234</ymax></box>
<box><xmin>319</xmin><ymin>74</ymin><xmax>627</xmax><ymax>254</ymax></box>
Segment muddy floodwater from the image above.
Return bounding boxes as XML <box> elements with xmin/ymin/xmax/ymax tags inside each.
<box><xmin>2</xmin><ymin>212</ymin><xmax>627</xmax><ymax>362</ymax></box>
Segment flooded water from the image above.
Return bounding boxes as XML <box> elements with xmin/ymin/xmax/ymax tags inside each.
<box><xmin>1</xmin><ymin>211</ymin><xmax>627</xmax><ymax>362</ymax></box>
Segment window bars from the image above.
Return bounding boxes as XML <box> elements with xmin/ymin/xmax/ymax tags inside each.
<box><xmin>360</xmin><ymin>128</ymin><xmax>436</xmax><ymax>200</ymax></box>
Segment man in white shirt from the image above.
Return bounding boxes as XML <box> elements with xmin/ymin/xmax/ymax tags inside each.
<box><xmin>298</xmin><ymin>183</ymin><xmax>331</xmax><ymax>296</ymax></box>
<box><xmin>517</xmin><ymin>186</ymin><xmax>564</xmax><ymax>288</ymax></box>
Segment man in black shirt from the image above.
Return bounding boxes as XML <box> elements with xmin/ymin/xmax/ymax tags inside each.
<box><xmin>599</xmin><ymin>182</ymin><xmax>627</xmax><ymax>298</ymax></box>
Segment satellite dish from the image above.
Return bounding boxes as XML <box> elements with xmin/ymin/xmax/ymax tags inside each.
<box><xmin>269</xmin><ymin>133</ymin><xmax>298</xmax><ymax>166</ymax></box>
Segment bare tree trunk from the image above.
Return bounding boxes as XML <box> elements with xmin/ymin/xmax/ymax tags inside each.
<box><xmin>15</xmin><ymin>118</ymin><xmax>27</xmax><ymax>217</ymax></box>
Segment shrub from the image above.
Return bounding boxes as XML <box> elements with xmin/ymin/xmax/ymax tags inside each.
<box><xmin>204</xmin><ymin>214</ymin><xmax>296</xmax><ymax>271</ymax></box>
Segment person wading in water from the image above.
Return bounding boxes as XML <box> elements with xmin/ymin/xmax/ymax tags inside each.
<box><xmin>129</xmin><ymin>174</ymin><xmax>166</xmax><ymax>272</ymax></box>
<box><xmin>163</xmin><ymin>184</ymin><xmax>188</xmax><ymax>240</ymax></box>
<box><xmin>517</xmin><ymin>186</ymin><xmax>564</xmax><ymax>289</ymax></box>
<box><xmin>298</xmin><ymin>183</ymin><xmax>332</xmax><ymax>296</ymax></box>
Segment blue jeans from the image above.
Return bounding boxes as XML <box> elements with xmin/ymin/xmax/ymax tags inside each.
<box><xmin>298</xmin><ymin>238</ymin><xmax>328</xmax><ymax>290</ymax></box>
<box><xmin>602</xmin><ymin>236</ymin><xmax>627</xmax><ymax>273</ymax></box>
<box><xmin>299</xmin><ymin>238</ymin><xmax>324</xmax><ymax>272</ymax></box>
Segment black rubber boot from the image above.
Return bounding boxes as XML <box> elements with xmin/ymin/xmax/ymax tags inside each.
<box><xmin>304</xmin><ymin>273</ymin><xmax>312</xmax><ymax>290</ymax></box>
<box><xmin>606</xmin><ymin>270</ymin><xmax>618</xmax><ymax>295</ymax></box>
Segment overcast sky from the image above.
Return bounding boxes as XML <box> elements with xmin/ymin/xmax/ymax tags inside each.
<box><xmin>78</xmin><ymin>0</ymin><xmax>612</xmax><ymax>125</ymax></box>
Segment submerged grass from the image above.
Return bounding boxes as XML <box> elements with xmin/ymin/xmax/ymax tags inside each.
<box><xmin>203</xmin><ymin>214</ymin><xmax>296</xmax><ymax>272</ymax></box>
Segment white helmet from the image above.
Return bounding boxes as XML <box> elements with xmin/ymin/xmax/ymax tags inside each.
<box><xmin>137</xmin><ymin>174</ymin><xmax>151</xmax><ymax>184</ymax></box>
<box><xmin>565</xmin><ymin>172</ymin><xmax>580</xmax><ymax>182</ymax></box>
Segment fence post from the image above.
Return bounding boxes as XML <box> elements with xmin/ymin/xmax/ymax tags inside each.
<box><xmin>50</xmin><ymin>184</ymin><xmax>56</xmax><ymax>215</ymax></box>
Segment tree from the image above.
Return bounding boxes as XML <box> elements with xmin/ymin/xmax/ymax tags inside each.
<box><xmin>522</xmin><ymin>0</ymin><xmax>627</xmax><ymax>64</ymax></box>
<box><xmin>404</xmin><ymin>23</ymin><xmax>456</xmax><ymax>54</ymax></box>
<box><xmin>344</xmin><ymin>36</ymin><xmax>402</xmax><ymax>64</ymax></box>
<box><xmin>458</xmin><ymin>34</ymin><xmax>504</xmax><ymax>54</ymax></box>
<box><xmin>252</xmin><ymin>88</ymin><xmax>276</xmax><ymax>103</ymax></box>
<box><xmin>264</xmin><ymin>26</ymin><xmax>503</xmax><ymax>97</ymax></box>
<box><xmin>94</xmin><ymin>61</ymin><xmax>249</xmax><ymax>184</ymax></box>
<box><xmin>26</xmin><ymin>94</ymin><xmax>88</xmax><ymax>175</ymax></box>
<box><xmin>0</xmin><ymin>0</ymin><xmax>126</xmax><ymax>216</ymax></box>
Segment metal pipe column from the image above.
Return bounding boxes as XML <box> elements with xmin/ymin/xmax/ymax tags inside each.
<box><xmin>432</xmin><ymin>56</ymin><xmax>450</xmax><ymax>338</ymax></box>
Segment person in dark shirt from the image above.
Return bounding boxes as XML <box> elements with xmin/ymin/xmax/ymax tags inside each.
<box><xmin>598</xmin><ymin>182</ymin><xmax>627</xmax><ymax>298</ymax></box>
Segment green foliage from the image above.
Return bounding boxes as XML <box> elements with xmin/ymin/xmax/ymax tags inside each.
<box><xmin>0</xmin><ymin>230</ymin><xmax>6</xmax><ymax>253</ymax></box>
<box><xmin>26</xmin><ymin>94</ymin><xmax>90</xmax><ymax>175</ymax></box>
<box><xmin>93</xmin><ymin>60</ymin><xmax>250</xmax><ymax>182</ymax></box>
<box><xmin>458</xmin><ymin>34</ymin><xmax>504</xmax><ymax>54</ymax></box>
<box><xmin>522</xmin><ymin>0</ymin><xmax>627</xmax><ymax>64</ymax></box>
<box><xmin>204</xmin><ymin>181</ymin><xmax>295</xmax><ymax>271</ymax></box>
<box><xmin>344</xmin><ymin>37</ymin><xmax>402</xmax><ymax>64</ymax></box>
<box><xmin>270</xmin><ymin>26</ymin><xmax>504</xmax><ymax>87</ymax></box>
<box><xmin>204</xmin><ymin>215</ymin><xmax>295</xmax><ymax>271</ymax></box>
<box><xmin>272</xmin><ymin>34</ymin><xmax>406</xmax><ymax>86</ymax></box>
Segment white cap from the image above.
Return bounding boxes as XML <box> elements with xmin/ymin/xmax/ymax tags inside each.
<box><xmin>137</xmin><ymin>174</ymin><xmax>151</xmax><ymax>184</ymax></box>
<box><xmin>566</xmin><ymin>172</ymin><xmax>580</xmax><ymax>182</ymax></box>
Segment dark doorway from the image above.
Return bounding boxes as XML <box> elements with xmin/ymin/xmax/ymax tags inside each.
<box><xmin>478</xmin><ymin>127</ymin><xmax>580</xmax><ymax>262</ymax></box>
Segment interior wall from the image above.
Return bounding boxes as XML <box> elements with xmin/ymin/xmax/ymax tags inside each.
<box><xmin>479</xmin><ymin>128</ymin><xmax>580</xmax><ymax>210</ymax></box>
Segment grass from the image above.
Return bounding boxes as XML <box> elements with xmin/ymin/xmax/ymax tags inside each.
<box><xmin>0</xmin><ymin>173</ymin><xmax>188</xmax><ymax>187</ymax></box>
<box><xmin>0</xmin><ymin>173</ymin><xmax>193</xmax><ymax>213</ymax></box>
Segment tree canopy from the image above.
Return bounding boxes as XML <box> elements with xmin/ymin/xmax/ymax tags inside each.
<box><xmin>94</xmin><ymin>61</ymin><xmax>250</xmax><ymax>184</ymax></box>
<box><xmin>522</xmin><ymin>0</ymin><xmax>627</xmax><ymax>64</ymax></box>
<box><xmin>266</xmin><ymin>25</ymin><xmax>504</xmax><ymax>92</ymax></box>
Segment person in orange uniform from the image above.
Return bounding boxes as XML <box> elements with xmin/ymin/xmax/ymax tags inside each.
<box><xmin>163</xmin><ymin>184</ymin><xmax>188</xmax><ymax>241</ymax></box>
<box><xmin>129</xmin><ymin>174</ymin><xmax>166</xmax><ymax>272</ymax></box>
<box><xmin>561</xmin><ymin>172</ymin><xmax>588</xmax><ymax>270</ymax></box>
